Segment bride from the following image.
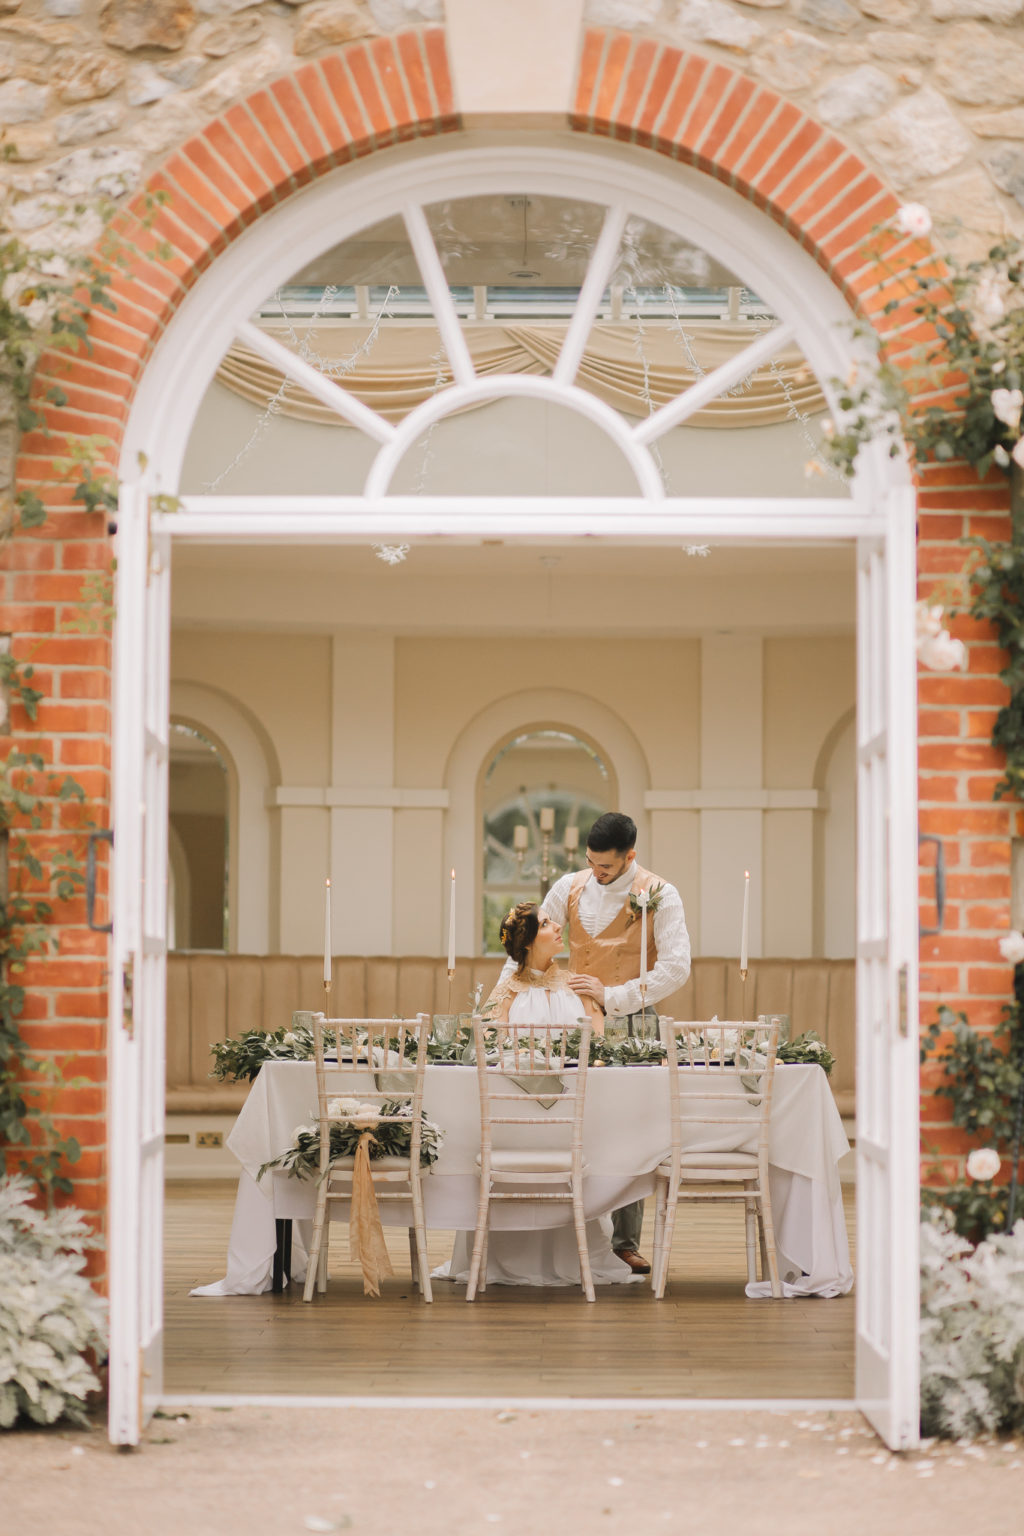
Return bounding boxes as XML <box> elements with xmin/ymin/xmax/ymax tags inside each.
<box><xmin>484</xmin><ymin>901</ymin><xmax>605</xmax><ymax>1032</ymax></box>
<box><xmin>436</xmin><ymin>902</ymin><xmax>644</xmax><ymax>1290</ymax></box>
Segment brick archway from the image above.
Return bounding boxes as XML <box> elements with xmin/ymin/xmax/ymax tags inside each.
<box><xmin>11</xmin><ymin>24</ymin><xmax>965</xmax><ymax>1233</ymax></box>
<box><xmin>25</xmin><ymin>23</ymin><xmax>920</xmax><ymax>480</ymax></box>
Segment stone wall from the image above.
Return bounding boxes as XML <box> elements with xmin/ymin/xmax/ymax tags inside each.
<box><xmin>1</xmin><ymin>1</ymin><xmax>1022</xmax><ymax>257</ymax></box>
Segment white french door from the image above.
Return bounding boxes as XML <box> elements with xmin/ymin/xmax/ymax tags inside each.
<box><xmin>107</xmin><ymin>486</ymin><xmax>171</xmax><ymax>1445</ymax></box>
<box><xmin>854</xmin><ymin>487</ymin><xmax>920</xmax><ymax>1450</ymax></box>
<box><xmin>106</xmin><ymin>136</ymin><xmax>922</xmax><ymax>1448</ymax></box>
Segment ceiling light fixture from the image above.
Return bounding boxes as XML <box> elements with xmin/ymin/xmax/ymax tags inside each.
<box><xmin>508</xmin><ymin>195</ymin><xmax>540</xmax><ymax>281</ymax></box>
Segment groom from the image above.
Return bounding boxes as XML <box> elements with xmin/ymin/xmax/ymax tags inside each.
<box><xmin>500</xmin><ymin>811</ymin><xmax>691</xmax><ymax>1274</ymax></box>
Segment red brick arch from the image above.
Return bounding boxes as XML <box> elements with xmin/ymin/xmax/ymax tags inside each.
<box><xmin>25</xmin><ymin>24</ymin><xmax>922</xmax><ymax>484</ymax></box>
<box><xmin>8</xmin><ymin>24</ymin><xmax>996</xmax><ymax>1229</ymax></box>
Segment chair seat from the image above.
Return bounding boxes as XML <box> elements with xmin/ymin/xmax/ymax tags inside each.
<box><xmin>477</xmin><ymin>1149</ymin><xmax>585</xmax><ymax>1174</ymax></box>
<box><xmin>657</xmin><ymin>1151</ymin><xmax>759</xmax><ymax>1172</ymax></box>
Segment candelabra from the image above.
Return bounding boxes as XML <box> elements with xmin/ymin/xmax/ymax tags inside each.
<box><xmin>512</xmin><ymin>812</ymin><xmax>580</xmax><ymax>901</ymax></box>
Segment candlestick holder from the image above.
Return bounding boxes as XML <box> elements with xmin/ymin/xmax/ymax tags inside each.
<box><xmin>447</xmin><ymin>966</ymin><xmax>454</xmax><ymax>1017</ymax></box>
<box><xmin>740</xmin><ymin>967</ymin><xmax>748</xmax><ymax>1025</ymax></box>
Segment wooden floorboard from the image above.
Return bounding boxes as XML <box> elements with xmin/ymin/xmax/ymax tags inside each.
<box><xmin>164</xmin><ymin>1180</ymin><xmax>856</xmax><ymax>1398</ymax></box>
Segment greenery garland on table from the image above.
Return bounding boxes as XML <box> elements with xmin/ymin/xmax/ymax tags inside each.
<box><xmin>211</xmin><ymin>1022</ymin><xmax>836</xmax><ymax>1078</ymax></box>
<box><xmin>258</xmin><ymin>1099</ymin><xmax>445</xmax><ymax>1182</ymax></box>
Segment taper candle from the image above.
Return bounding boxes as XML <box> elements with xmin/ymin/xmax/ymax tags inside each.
<box><xmin>639</xmin><ymin>888</ymin><xmax>649</xmax><ymax>988</ymax></box>
<box><xmin>447</xmin><ymin>867</ymin><xmax>456</xmax><ymax>973</ymax></box>
<box><xmin>740</xmin><ymin>870</ymin><xmax>750</xmax><ymax>972</ymax></box>
<box><xmin>564</xmin><ymin>825</ymin><xmax>579</xmax><ymax>852</ymax></box>
<box><xmin>539</xmin><ymin>806</ymin><xmax>555</xmax><ymax>833</ymax></box>
<box><xmin>513</xmin><ymin>824</ymin><xmax>528</xmax><ymax>851</ymax></box>
<box><xmin>323</xmin><ymin>878</ymin><xmax>332</xmax><ymax>984</ymax></box>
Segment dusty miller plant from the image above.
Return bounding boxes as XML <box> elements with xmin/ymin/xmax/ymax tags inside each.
<box><xmin>920</xmin><ymin>1211</ymin><xmax>1024</xmax><ymax>1438</ymax></box>
<box><xmin>0</xmin><ymin>1174</ymin><xmax>107</xmax><ymax>1429</ymax></box>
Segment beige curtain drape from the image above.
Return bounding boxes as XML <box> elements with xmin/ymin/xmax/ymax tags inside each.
<box><xmin>216</xmin><ymin>322</ymin><xmax>826</xmax><ymax>429</ymax></box>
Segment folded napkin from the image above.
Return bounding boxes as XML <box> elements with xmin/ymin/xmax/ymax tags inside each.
<box><xmin>509</xmin><ymin>1074</ymin><xmax>564</xmax><ymax>1110</ymax></box>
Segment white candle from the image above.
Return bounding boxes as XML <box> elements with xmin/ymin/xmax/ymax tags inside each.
<box><xmin>513</xmin><ymin>824</ymin><xmax>528</xmax><ymax>851</ymax></box>
<box><xmin>639</xmin><ymin>888</ymin><xmax>649</xmax><ymax>988</ymax></box>
<box><xmin>740</xmin><ymin>870</ymin><xmax>750</xmax><ymax>972</ymax></box>
<box><xmin>564</xmin><ymin>825</ymin><xmax>579</xmax><ymax>852</ymax></box>
<box><xmin>323</xmin><ymin>878</ymin><xmax>332</xmax><ymax>984</ymax></box>
<box><xmin>447</xmin><ymin>867</ymin><xmax>456</xmax><ymax>973</ymax></box>
<box><xmin>539</xmin><ymin>806</ymin><xmax>555</xmax><ymax>833</ymax></box>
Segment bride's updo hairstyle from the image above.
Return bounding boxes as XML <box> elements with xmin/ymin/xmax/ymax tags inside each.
<box><xmin>500</xmin><ymin>901</ymin><xmax>540</xmax><ymax>973</ymax></box>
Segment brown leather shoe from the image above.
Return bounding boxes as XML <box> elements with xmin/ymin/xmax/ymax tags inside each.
<box><xmin>616</xmin><ymin>1248</ymin><xmax>651</xmax><ymax>1274</ymax></box>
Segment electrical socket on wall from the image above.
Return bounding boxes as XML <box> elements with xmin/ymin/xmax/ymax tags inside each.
<box><xmin>196</xmin><ymin>1131</ymin><xmax>224</xmax><ymax>1148</ymax></box>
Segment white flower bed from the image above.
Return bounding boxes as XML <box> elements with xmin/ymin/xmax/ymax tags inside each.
<box><xmin>920</xmin><ymin>1213</ymin><xmax>1024</xmax><ymax>1439</ymax></box>
<box><xmin>0</xmin><ymin>1176</ymin><xmax>108</xmax><ymax>1429</ymax></box>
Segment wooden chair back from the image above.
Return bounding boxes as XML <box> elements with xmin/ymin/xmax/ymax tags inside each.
<box><xmin>310</xmin><ymin>1013</ymin><xmax>431</xmax><ymax>1179</ymax></box>
<box><xmin>659</xmin><ymin>1016</ymin><xmax>781</xmax><ymax>1169</ymax></box>
<box><xmin>471</xmin><ymin>1016</ymin><xmax>592</xmax><ymax>1168</ymax></box>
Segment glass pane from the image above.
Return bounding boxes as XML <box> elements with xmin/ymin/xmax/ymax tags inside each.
<box><xmin>482</xmin><ymin>731</ymin><xmax>610</xmax><ymax>955</ymax></box>
<box><xmin>181</xmin><ymin>214</ymin><xmax>453</xmax><ymax>496</ymax></box>
<box><xmin>168</xmin><ymin>723</ymin><xmax>227</xmax><ymax>951</ymax></box>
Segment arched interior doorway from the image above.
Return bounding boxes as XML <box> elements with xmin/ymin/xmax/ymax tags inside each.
<box><xmin>105</xmin><ymin>117</ymin><xmax>918</xmax><ymax>1450</ymax></box>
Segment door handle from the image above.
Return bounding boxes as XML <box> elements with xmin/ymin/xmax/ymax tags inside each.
<box><xmin>86</xmin><ymin>829</ymin><xmax>113</xmax><ymax>933</ymax></box>
<box><xmin>918</xmin><ymin>833</ymin><xmax>945</xmax><ymax>937</ymax></box>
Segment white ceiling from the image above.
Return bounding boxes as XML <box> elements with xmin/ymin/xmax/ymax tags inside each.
<box><xmin>171</xmin><ymin>540</ymin><xmax>856</xmax><ymax>637</ymax></box>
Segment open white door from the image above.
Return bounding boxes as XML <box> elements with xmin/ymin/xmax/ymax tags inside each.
<box><xmin>107</xmin><ymin>487</ymin><xmax>171</xmax><ymax>1446</ymax></box>
<box><xmin>855</xmin><ymin>487</ymin><xmax>920</xmax><ymax>1450</ymax></box>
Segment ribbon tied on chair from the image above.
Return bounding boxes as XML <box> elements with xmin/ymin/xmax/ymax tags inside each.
<box><xmin>350</xmin><ymin>1127</ymin><xmax>395</xmax><ymax>1297</ymax></box>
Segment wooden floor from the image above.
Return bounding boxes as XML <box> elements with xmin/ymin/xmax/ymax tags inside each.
<box><xmin>164</xmin><ymin>1180</ymin><xmax>856</xmax><ymax>1399</ymax></box>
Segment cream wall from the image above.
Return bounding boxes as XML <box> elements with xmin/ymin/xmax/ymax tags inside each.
<box><xmin>168</xmin><ymin>621</ymin><xmax>855</xmax><ymax>961</ymax></box>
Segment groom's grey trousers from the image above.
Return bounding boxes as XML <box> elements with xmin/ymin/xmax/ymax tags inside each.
<box><xmin>611</xmin><ymin>1201</ymin><xmax>644</xmax><ymax>1254</ymax></box>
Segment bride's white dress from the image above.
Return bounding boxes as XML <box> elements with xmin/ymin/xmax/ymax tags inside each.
<box><xmin>435</xmin><ymin>972</ymin><xmax>641</xmax><ymax>1288</ymax></box>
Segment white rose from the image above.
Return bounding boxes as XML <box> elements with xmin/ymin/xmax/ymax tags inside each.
<box><xmin>975</xmin><ymin>275</ymin><xmax>1006</xmax><ymax>328</ymax></box>
<box><xmin>282</xmin><ymin>1030</ymin><xmax>297</xmax><ymax>1046</ymax></box>
<box><xmin>807</xmin><ymin>1040</ymin><xmax>825</xmax><ymax>1055</ymax></box>
<box><xmin>998</xmin><ymin>930</ymin><xmax>1024</xmax><ymax>966</ymax></box>
<box><xmin>915</xmin><ymin>601</ymin><xmax>945</xmax><ymax>643</ymax></box>
<box><xmin>1013</xmin><ymin>438</ymin><xmax>1024</xmax><ymax>469</ymax></box>
<box><xmin>894</xmin><ymin>203</ymin><xmax>931</xmax><ymax>238</ymax></box>
<box><xmin>991</xmin><ymin>388</ymin><xmax>1023</xmax><ymax>433</ymax></box>
<box><xmin>292</xmin><ymin>1124</ymin><xmax>311</xmax><ymax>1143</ymax></box>
<box><xmin>995</xmin><ymin>445</ymin><xmax>1011</xmax><ymax>468</ymax></box>
<box><xmin>326</xmin><ymin>1095</ymin><xmax>361</xmax><ymax>1120</ymax></box>
<box><xmin>918</xmin><ymin>632</ymin><xmax>967</xmax><ymax>671</ymax></box>
<box><xmin>351</xmin><ymin>1103</ymin><xmax>380</xmax><ymax>1129</ymax></box>
<box><xmin>966</xmin><ymin>1148</ymin><xmax>1000</xmax><ymax>1182</ymax></box>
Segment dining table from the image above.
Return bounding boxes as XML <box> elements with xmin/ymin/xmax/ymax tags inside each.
<box><xmin>191</xmin><ymin>1057</ymin><xmax>854</xmax><ymax>1300</ymax></box>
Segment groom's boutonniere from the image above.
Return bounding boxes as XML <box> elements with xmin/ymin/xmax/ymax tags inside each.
<box><xmin>625</xmin><ymin>882</ymin><xmax>665</xmax><ymax>926</ymax></box>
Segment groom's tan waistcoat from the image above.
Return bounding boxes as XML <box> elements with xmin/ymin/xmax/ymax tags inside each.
<box><xmin>567</xmin><ymin>864</ymin><xmax>660</xmax><ymax>988</ymax></box>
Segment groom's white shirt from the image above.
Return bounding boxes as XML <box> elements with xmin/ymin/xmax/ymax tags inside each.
<box><xmin>496</xmin><ymin>860</ymin><xmax>691</xmax><ymax>1019</ymax></box>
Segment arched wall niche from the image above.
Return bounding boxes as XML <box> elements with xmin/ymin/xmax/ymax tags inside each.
<box><xmin>169</xmin><ymin>681</ymin><xmax>279</xmax><ymax>954</ymax></box>
<box><xmin>444</xmin><ymin>688</ymin><xmax>648</xmax><ymax>954</ymax></box>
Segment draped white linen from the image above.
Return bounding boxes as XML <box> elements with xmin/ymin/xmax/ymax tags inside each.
<box><xmin>191</xmin><ymin>1061</ymin><xmax>852</xmax><ymax>1300</ymax></box>
<box><xmin>216</xmin><ymin>321</ymin><xmax>826</xmax><ymax>429</ymax></box>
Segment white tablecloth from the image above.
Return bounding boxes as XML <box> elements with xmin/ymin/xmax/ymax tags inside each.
<box><xmin>191</xmin><ymin>1062</ymin><xmax>853</xmax><ymax>1299</ymax></box>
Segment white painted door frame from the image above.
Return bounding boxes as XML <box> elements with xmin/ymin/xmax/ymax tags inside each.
<box><xmin>107</xmin><ymin>133</ymin><xmax>920</xmax><ymax>1448</ymax></box>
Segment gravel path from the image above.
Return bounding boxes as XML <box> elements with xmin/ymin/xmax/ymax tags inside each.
<box><xmin>3</xmin><ymin>1406</ymin><xmax>1023</xmax><ymax>1536</ymax></box>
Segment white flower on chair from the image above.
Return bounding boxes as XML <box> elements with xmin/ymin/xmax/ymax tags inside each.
<box><xmin>326</xmin><ymin>1096</ymin><xmax>361</xmax><ymax>1121</ymax></box>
